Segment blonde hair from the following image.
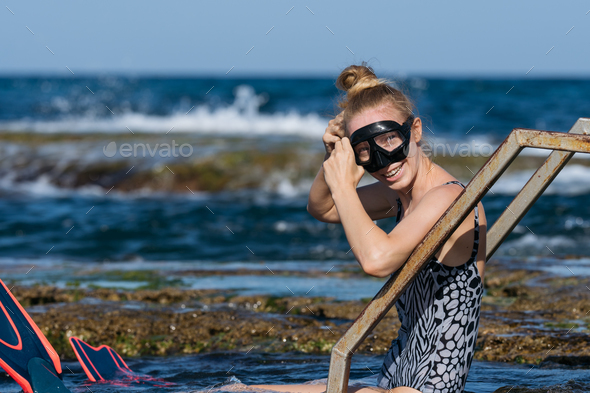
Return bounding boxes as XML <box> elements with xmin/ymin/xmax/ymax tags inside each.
<box><xmin>335</xmin><ymin>61</ymin><xmax>431</xmax><ymax>157</ymax></box>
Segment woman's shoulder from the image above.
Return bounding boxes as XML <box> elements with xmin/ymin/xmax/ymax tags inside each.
<box><xmin>424</xmin><ymin>177</ymin><xmax>464</xmax><ymax>199</ymax></box>
<box><xmin>421</xmin><ymin>176</ymin><xmax>486</xmax><ymax>218</ymax></box>
<box><xmin>425</xmin><ymin>171</ymin><xmax>485</xmax><ymax>207</ymax></box>
<box><xmin>420</xmin><ymin>179</ymin><xmax>463</xmax><ymax>203</ymax></box>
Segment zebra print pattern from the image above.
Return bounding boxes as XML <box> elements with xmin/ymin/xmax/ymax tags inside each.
<box><xmin>377</xmin><ymin>181</ymin><xmax>483</xmax><ymax>393</ymax></box>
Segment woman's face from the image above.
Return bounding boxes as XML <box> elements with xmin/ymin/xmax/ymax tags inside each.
<box><xmin>347</xmin><ymin>105</ymin><xmax>423</xmax><ymax>190</ymax></box>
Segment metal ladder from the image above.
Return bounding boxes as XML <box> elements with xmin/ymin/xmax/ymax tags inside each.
<box><xmin>326</xmin><ymin>118</ymin><xmax>590</xmax><ymax>392</ymax></box>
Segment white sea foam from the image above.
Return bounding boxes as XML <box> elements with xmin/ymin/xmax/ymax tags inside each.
<box><xmin>498</xmin><ymin>233</ymin><xmax>587</xmax><ymax>260</ymax></box>
<box><xmin>0</xmin><ymin>174</ymin><xmax>105</xmax><ymax>198</ymax></box>
<box><xmin>502</xmin><ymin>233</ymin><xmax>577</xmax><ymax>250</ymax></box>
<box><xmin>490</xmin><ymin>164</ymin><xmax>590</xmax><ymax>195</ymax></box>
<box><xmin>0</xmin><ymin>85</ymin><xmax>328</xmax><ymax>138</ymax></box>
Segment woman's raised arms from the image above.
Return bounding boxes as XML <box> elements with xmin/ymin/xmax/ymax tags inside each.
<box><xmin>331</xmin><ymin>181</ymin><xmax>464</xmax><ymax>277</ymax></box>
<box><xmin>307</xmin><ymin>111</ymin><xmax>398</xmax><ymax>223</ymax></box>
<box><xmin>307</xmin><ymin>179</ymin><xmax>398</xmax><ymax>223</ymax></box>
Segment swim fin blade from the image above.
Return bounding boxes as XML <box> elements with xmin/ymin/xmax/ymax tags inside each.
<box><xmin>69</xmin><ymin>336</ymin><xmax>174</xmax><ymax>387</ymax></box>
<box><xmin>28</xmin><ymin>357</ymin><xmax>70</xmax><ymax>392</ymax></box>
<box><xmin>0</xmin><ymin>278</ymin><xmax>70</xmax><ymax>393</ymax></box>
<box><xmin>69</xmin><ymin>336</ymin><xmax>132</xmax><ymax>381</ymax></box>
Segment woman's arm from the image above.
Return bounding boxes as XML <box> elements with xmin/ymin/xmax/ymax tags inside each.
<box><xmin>332</xmin><ymin>182</ymin><xmax>463</xmax><ymax>277</ymax></box>
<box><xmin>307</xmin><ymin>114</ymin><xmax>345</xmax><ymax>222</ymax></box>
<box><xmin>307</xmin><ymin>152</ymin><xmax>339</xmax><ymax>222</ymax></box>
<box><xmin>307</xmin><ymin>158</ymin><xmax>396</xmax><ymax>223</ymax></box>
<box><xmin>322</xmin><ymin>137</ymin><xmax>465</xmax><ymax>278</ymax></box>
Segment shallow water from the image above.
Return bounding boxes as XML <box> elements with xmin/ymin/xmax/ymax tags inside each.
<box><xmin>1</xmin><ymin>353</ymin><xmax>589</xmax><ymax>392</ymax></box>
<box><xmin>0</xmin><ymin>191</ymin><xmax>589</xmax><ymax>265</ymax></box>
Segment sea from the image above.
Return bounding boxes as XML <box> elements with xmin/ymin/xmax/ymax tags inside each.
<box><xmin>0</xmin><ymin>76</ymin><xmax>589</xmax><ymax>392</ymax></box>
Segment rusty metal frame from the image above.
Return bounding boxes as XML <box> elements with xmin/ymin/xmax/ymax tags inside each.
<box><xmin>326</xmin><ymin>118</ymin><xmax>590</xmax><ymax>393</ymax></box>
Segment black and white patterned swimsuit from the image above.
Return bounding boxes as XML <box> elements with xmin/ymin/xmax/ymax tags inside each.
<box><xmin>377</xmin><ymin>181</ymin><xmax>483</xmax><ymax>393</ymax></box>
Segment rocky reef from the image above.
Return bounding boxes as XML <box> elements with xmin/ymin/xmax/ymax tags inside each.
<box><xmin>3</xmin><ymin>131</ymin><xmax>589</xmax><ymax>194</ymax></box>
<box><xmin>9</xmin><ymin>259</ymin><xmax>590</xmax><ymax>370</ymax></box>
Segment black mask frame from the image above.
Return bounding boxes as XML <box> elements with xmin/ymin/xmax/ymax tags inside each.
<box><xmin>350</xmin><ymin>116</ymin><xmax>414</xmax><ymax>173</ymax></box>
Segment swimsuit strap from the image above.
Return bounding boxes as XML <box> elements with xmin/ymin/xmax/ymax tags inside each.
<box><xmin>395</xmin><ymin>181</ymin><xmax>480</xmax><ymax>262</ymax></box>
<box><xmin>441</xmin><ymin>181</ymin><xmax>480</xmax><ymax>262</ymax></box>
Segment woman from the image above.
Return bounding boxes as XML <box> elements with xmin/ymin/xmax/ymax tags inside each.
<box><xmin>251</xmin><ymin>64</ymin><xmax>487</xmax><ymax>393</ymax></box>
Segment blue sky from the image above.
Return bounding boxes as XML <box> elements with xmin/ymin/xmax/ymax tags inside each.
<box><xmin>1</xmin><ymin>0</ymin><xmax>589</xmax><ymax>77</ymax></box>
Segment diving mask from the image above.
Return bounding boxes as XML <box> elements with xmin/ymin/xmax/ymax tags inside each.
<box><xmin>350</xmin><ymin>116</ymin><xmax>414</xmax><ymax>173</ymax></box>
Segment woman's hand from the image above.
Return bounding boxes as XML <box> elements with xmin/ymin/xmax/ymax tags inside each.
<box><xmin>323</xmin><ymin>137</ymin><xmax>365</xmax><ymax>193</ymax></box>
<box><xmin>323</xmin><ymin>112</ymin><xmax>346</xmax><ymax>155</ymax></box>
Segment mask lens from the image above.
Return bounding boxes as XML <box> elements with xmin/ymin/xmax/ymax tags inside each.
<box><xmin>373</xmin><ymin>131</ymin><xmax>403</xmax><ymax>152</ymax></box>
<box><xmin>353</xmin><ymin>141</ymin><xmax>371</xmax><ymax>163</ymax></box>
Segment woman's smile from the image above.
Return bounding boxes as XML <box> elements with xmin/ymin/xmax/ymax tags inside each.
<box><xmin>382</xmin><ymin>161</ymin><xmax>404</xmax><ymax>181</ymax></box>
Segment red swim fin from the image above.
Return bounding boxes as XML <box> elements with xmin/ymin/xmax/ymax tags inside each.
<box><xmin>69</xmin><ymin>336</ymin><xmax>175</xmax><ymax>388</ymax></box>
<box><xmin>69</xmin><ymin>336</ymin><xmax>132</xmax><ymax>381</ymax></box>
<box><xmin>0</xmin><ymin>278</ymin><xmax>69</xmax><ymax>393</ymax></box>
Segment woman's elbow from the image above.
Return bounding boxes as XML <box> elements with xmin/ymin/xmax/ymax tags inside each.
<box><xmin>359</xmin><ymin>253</ymin><xmax>397</xmax><ymax>278</ymax></box>
<box><xmin>306</xmin><ymin>204</ymin><xmax>339</xmax><ymax>223</ymax></box>
<box><xmin>364</xmin><ymin>266</ymin><xmax>392</xmax><ymax>278</ymax></box>
<box><xmin>306</xmin><ymin>204</ymin><xmax>326</xmax><ymax>222</ymax></box>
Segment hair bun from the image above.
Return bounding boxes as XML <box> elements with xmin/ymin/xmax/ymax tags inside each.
<box><xmin>336</xmin><ymin>64</ymin><xmax>380</xmax><ymax>96</ymax></box>
<box><xmin>336</xmin><ymin>62</ymin><xmax>382</xmax><ymax>109</ymax></box>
